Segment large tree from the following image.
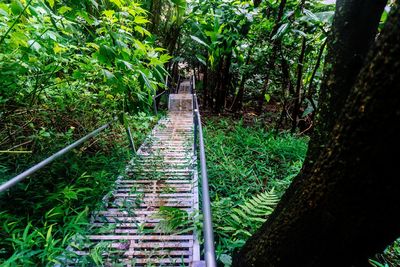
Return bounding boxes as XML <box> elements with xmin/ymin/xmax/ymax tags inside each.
<box><xmin>307</xmin><ymin>0</ymin><xmax>388</xmax><ymax>159</ymax></box>
<box><xmin>233</xmin><ymin>2</ymin><xmax>400</xmax><ymax>267</ymax></box>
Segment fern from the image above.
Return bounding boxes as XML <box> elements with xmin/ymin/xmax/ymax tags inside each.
<box><xmin>218</xmin><ymin>189</ymin><xmax>279</xmax><ymax>239</ymax></box>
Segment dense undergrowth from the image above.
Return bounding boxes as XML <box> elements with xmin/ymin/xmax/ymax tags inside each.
<box><xmin>0</xmin><ymin>0</ymin><xmax>168</xmax><ymax>264</ymax></box>
<box><xmin>203</xmin><ymin>117</ymin><xmax>308</xmax><ymax>266</ymax></box>
<box><xmin>0</xmin><ymin>111</ymin><xmax>158</xmax><ymax>266</ymax></box>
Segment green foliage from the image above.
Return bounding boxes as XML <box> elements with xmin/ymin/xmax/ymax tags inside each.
<box><xmin>370</xmin><ymin>238</ymin><xmax>400</xmax><ymax>267</ymax></box>
<box><xmin>0</xmin><ymin>0</ymin><xmax>169</xmax><ymax>262</ymax></box>
<box><xmin>179</xmin><ymin>0</ymin><xmax>335</xmax><ymax>118</ymax></box>
<box><xmin>153</xmin><ymin>206</ymin><xmax>197</xmax><ymax>235</ymax></box>
<box><xmin>204</xmin><ymin>117</ymin><xmax>308</xmax><ymax>265</ymax></box>
<box><xmin>218</xmin><ymin>188</ymin><xmax>279</xmax><ymax>239</ymax></box>
<box><xmin>0</xmin><ymin>112</ymin><xmax>158</xmax><ymax>265</ymax></box>
<box><xmin>0</xmin><ymin>0</ymin><xmax>169</xmax><ymax>112</ymax></box>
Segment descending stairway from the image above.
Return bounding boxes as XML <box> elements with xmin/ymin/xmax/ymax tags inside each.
<box><xmin>69</xmin><ymin>85</ymin><xmax>202</xmax><ymax>266</ymax></box>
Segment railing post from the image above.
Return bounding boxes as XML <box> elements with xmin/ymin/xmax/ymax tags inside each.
<box><xmin>126</xmin><ymin>126</ymin><xmax>136</xmax><ymax>153</ymax></box>
<box><xmin>176</xmin><ymin>75</ymin><xmax>181</xmax><ymax>94</ymax></box>
<box><xmin>153</xmin><ymin>96</ymin><xmax>158</xmax><ymax>115</ymax></box>
<box><xmin>193</xmin><ymin>108</ymin><xmax>198</xmax><ymax>157</ymax></box>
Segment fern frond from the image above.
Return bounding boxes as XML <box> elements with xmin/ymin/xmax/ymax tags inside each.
<box><xmin>229</xmin><ymin>189</ymin><xmax>278</xmax><ymax>234</ymax></box>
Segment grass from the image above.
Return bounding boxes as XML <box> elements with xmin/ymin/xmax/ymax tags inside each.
<box><xmin>203</xmin><ymin>117</ymin><xmax>309</xmax><ymax>266</ymax></box>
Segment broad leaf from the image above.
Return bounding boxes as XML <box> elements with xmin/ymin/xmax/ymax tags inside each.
<box><xmin>191</xmin><ymin>35</ymin><xmax>210</xmax><ymax>49</ymax></box>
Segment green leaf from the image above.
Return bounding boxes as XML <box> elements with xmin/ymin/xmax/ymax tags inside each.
<box><xmin>134</xmin><ymin>39</ymin><xmax>147</xmax><ymax>52</ymax></box>
<box><xmin>11</xmin><ymin>0</ymin><xmax>24</xmax><ymax>14</ymax></box>
<box><xmin>120</xmin><ymin>60</ymin><xmax>133</xmax><ymax>70</ymax></box>
<box><xmin>196</xmin><ymin>54</ymin><xmax>207</xmax><ymax>66</ymax></box>
<box><xmin>28</xmin><ymin>40</ymin><xmax>41</xmax><ymax>52</ymax></box>
<box><xmin>134</xmin><ymin>16</ymin><xmax>149</xmax><ymax>24</ymax></box>
<box><xmin>292</xmin><ymin>29</ymin><xmax>307</xmax><ymax>37</ymax></box>
<box><xmin>159</xmin><ymin>54</ymin><xmax>172</xmax><ymax>63</ymax></box>
<box><xmin>0</xmin><ymin>7</ymin><xmax>9</xmax><ymax>16</ymax></box>
<box><xmin>272</xmin><ymin>23</ymin><xmax>289</xmax><ymax>40</ymax></box>
<box><xmin>47</xmin><ymin>0</ymin><xmax>55</xmax><ymax>8</ymax></box>
<box><xmin>134</xmin><ymin>26</ymin><xmax>151</xmax><ymax>36</ymax></box>
<box><xmin>138</xmin><ymin>70</ymin><xmax>154</xmax><ymax>91</ymax></box>
<box><xmin>46</xmin><ymin>225</ymin><xmax>53</xmax><ymax>243</ymax></box>
<box><xmin>109</xmin><ymin>0</ymin><xmax>123</xmax><ymax>8</ymax></box>
<box><xmin>102</xmin><ymin>69</ymin><xmax>115</xmax><ymax>81</ymax></box>
<box><xmin>304</xmin><ymin>9</ymin><xmax>319</xmax><ymax>22</ymax></box>
<box><xmin>58</xmin><ymin>6</ymin><xmax>71</xmax><ymax>14</ymax></box>
<box><xmin>219</xmin><ymin>254</ymin><xmax>232</xmax><ymax>266</ymax></box>
<box><xmin>103</xmin><ymin>10</ymin><xmax>115</xmax><ymax>19</ymax></box>
<box><xmin>264</xmin><ymin>93</ymin><xmax>271</xmax><ymax>102</ymax></box>
<box><xmin>191</xmin><ymin>35</ymin><xmax>210</xmax><ymax>49</ymax></box>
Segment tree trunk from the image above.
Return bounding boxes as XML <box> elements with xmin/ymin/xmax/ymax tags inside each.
<box><xmin>231</xmin><ymin>75</ymin><xmax>246</xmax><ymax>112</ymax></box>
<box><xmin>257</xmin><ymin>46</ymin><xmax>277</xmax><ymax>114</ymax></box>
<box><xmin>308</xmin><ymin>0</ymin><xmax>388</xmax><ymax>157</ymax></box>
<box><xmin>291</xmin><ymin>36</ymin><xmax>307</xmax><ymax>133</ymax></box>
<box><xmin>280</xmin><ymin>46</ymin><xmax>294</xmax><ymax>96</ymax></box>
<box><xmin>215</xmin><ymin>53</ymin><xmax>232</xmax><ymax>113</ymax></box>
<box><xmin>271</xmin><ymin>0</ymin><xmax>388</xmax><ymax>240</ymax></box>
<box><xmin>257</xmin><ymin>0</ymin><xmax>287</xmax><ymax>114</ymax></box>
<box><xmin>233</xmin><ymin>4</ymin><xmax>400</xmax><ymax>267</ymax></box>
<box><xmin>231</xmin><ymin>46</ymin><xmax>254</xmax><ymax>112</ymax></box>
<box><xmin>149</xmin><ymin>0</ymin><xmax>161</xmax><ymax>34</ymax></box>
<box><xmin>203</xmin><ymin>64</ymin><xmax>208</xmax><ymax>107</ymax></box>
<box><xmin>305</xmin><ymin>38</ymin><xmax>327</xmax><ymax>111</ymax></box>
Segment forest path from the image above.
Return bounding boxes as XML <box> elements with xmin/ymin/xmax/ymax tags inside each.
<box><xmin>70</xmin><ymin>82</ymin><xmax>202</xmax><ymax>266</ymax></box>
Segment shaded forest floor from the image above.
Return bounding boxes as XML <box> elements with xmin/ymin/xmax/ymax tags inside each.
<box><xmin>1</xmin><ymin>109</ymin><xmax>398</xmax><ymax>266</ymax></box>
<box><xmin>203</xmin><ymin>114</ymin><xmax>400</xmax><ymax>267</ymax></box>
<box><xmin>203</xmin><ymin>116</ymin><xmax>308</xmax><ymax>264</ymax></box>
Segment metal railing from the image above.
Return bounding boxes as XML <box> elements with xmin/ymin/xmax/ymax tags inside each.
<box><xmin>175</xmin><ymin>75</ymin><xmax>181</xmax><ymax>94</ymax></box>
<box><xmin>0</xmin><ymin>118</ymin><xmax>119</xmax><ymax>193</ymax></box>
<box><xmin>191</xmin><ymin>75</ymin><xmax>217</xmax><ymax>267</ymax></box>
<box><xmin>0</xmin><ymin>79</ymin><xmax>169</xmax><ymax>194</ymax></box>
<box><xmin>152</xmin><ymin>75</ymin><xmax>172</xmax><ymax>115</ymax></box>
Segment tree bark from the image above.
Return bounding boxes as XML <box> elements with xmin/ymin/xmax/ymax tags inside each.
<box><xmin>257</xmin><ymin>0</ymin><xmax>287</xmax><ymax>114</ymax></box>
<box><xmin>149</xmin><ymin>0</ymin><xmax>161</xmax><ymax>34</ymax></box>
<box><xmin>203</xmin><ymin>64</ymin><xmax>208</xmax><ymax>107</ymax></box>
<box><xmin>231</xmin><ymin>46</ymin><xmax>254</xmax><ymax>112</ymax></box>
<box><xmin>305</xmin><ymin>38</ymin><xmax>327</xmax><ymax>111</ymax></box>
<box><xmin>233</xmin><ymin>3</ymin><xmax>400</xmax><ymax>267</ymax></box>
<box><xmin>257</xmin><ymin>45</ymin><xmax>277</xmax><ymax>114</ymax></box>
<box><xmin>272</xmin><ymin>0</ymin><xmax>388</xmax><ymax>243</ymax></box>
<box><xmin>215</xmin><ymin>53</ymin><xmax>232</xmax><ymax>113</ymax></box>
<box><xmin>291</xmin><ymin>36</ymin><xmax>307</xmax><ymax>133</ymax></box>
<box><xmin>280</xmin><ymin>46</ymin><xmax>294</xmax><ymax>96</ymax></box>
<box><xmin>308</xmin><ymin>0</ymin><xmax>388</xmax><ymax>158</ymax></box>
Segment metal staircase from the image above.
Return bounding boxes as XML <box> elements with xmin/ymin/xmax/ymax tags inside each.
<box><xmin>1</xmin><ymin>77</ymin><xmax>216</xmax><ymax>267</ymax></box>
<box><xmin>70</xmin><ymin>79</ymin><xmax>214</xmax><ymax>266</ymax></box>
<box><xmin>84</xmin><ymin>111</ymin><xmax>200</xmax><ymax>266</ymax></box>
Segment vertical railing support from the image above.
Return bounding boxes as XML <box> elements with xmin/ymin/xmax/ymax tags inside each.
<box><xmin>193</xmin><ymin>107</ymin><xmax>198</xmax><ymax>157</ymax></box>
<box><xmin>153</xmin><ymin>96</ymin><xmax>158</xmax><ymax>115</ymax></box>
<box><xmin>126</xmin><ymin>126</ymin><xmax>136</xmax><ymax>153</ymax></box>
<box><xmin>176</xmin><ymin>75</ymin><xmax>181</xmax><ymax>94</ymax></box>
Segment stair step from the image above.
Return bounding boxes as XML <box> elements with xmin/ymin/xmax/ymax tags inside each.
<box><xmin>72</xmin><ymin>101</ymin><xmax>200</xmax><ymax>265</ymax></box>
